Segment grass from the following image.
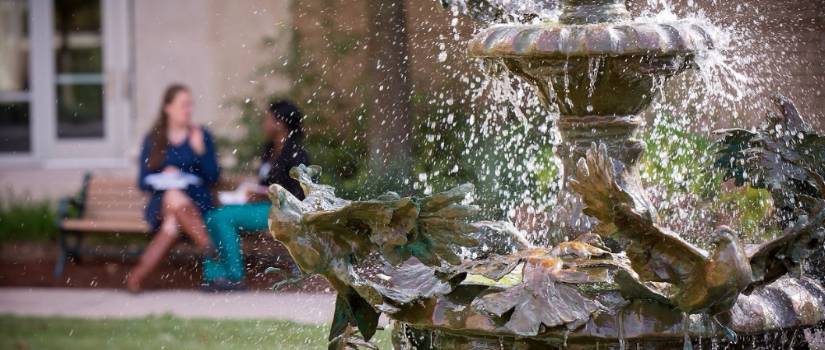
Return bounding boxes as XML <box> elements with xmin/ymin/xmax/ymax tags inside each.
<box><xmin>0</xmin><ymin>315</ymin><xmax>393</xmax><ymax>350</ymax></box>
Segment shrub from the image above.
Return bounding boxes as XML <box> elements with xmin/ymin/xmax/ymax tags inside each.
<box><xmin>0</xmin><ymin>192</ymin><xmax>57</xmax><ymax>242</ymax></box>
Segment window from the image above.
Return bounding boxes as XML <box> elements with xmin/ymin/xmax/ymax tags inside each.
<box><xmin>0</xmin><ymin>0</ymin><xmax>31</xmax><ymax>153</ymax></box>
<box><xmin>54</xmin><ymin>0</ymin><xmax>104</xmax><ymax>139</ymax></box>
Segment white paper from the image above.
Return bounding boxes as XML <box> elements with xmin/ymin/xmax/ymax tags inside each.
<box><xmin>218</xmin><ymin>181</ymin><xmax>266</xmax><ymax>205</ymax></box>
<box><xmin>145</xmin><ymin>172</ymin><xmax>202</xmax><ymax>190</ymax></box>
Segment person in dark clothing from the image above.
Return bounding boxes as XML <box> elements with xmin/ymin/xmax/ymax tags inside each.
<box><xmin>202</xmin><ymin>100</ymin><xmax>309</xmax><ymax>289</ymax></box>
<box><xmin>128</xmin><ymin>84</ymin><xmax>220</xmax><ymax>293</ymax></box>
<box><xmin>256</xmin><ymin>102</ymin><xmax>308</xmax><ymax>200</ymax></box>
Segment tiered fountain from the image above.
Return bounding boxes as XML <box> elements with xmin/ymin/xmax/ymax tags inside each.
<box><xmin>466</xmin><ymin>0</ymin><xmax>715</xmax><ymax>235</ymax></box>
<box><xmin>266</xmin><ymin>0</ymin><xmax>825</xmax><ymax>349</ymax></box>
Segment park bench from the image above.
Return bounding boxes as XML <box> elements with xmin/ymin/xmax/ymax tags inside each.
<box><xmin>54</xmin><ymin>174</ymin><xmax>283</xmax><ymax>277</ymax></box>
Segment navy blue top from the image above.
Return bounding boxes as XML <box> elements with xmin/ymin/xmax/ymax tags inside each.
<box><xmin>138</xmin><ymin>127</ymin><xmax>220</xmax><ymax>230</ymax></box>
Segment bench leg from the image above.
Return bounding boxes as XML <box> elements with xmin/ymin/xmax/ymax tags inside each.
<box><xmin>53</xmin><ymin>230</ymin><xmax>83</xmax><ymax>278</ymax></box>
<box><xmin>54</xmin><ymin>230</ymin><xmax>69</xmax><ymax>278</ymax></box>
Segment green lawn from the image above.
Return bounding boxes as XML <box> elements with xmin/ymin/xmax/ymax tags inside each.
<box><xmin>0</xmin><ymin>315</ymin><xmax>393</xmax><ymax>350</ymax></box>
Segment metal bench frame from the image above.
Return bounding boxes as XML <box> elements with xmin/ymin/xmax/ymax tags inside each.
<box><xmin>53</xmin><ymin>173</ymin><xmax>286</xmax><ymax>277</ymax></box>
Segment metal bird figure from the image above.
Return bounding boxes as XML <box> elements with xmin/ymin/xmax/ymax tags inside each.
<box><xmin>715</xmin><ymin>94</ymin><xmax>825</xmax><ymax>289</ymax></box>
<box><xmin>570</xmin><ymin>144</ymin><xmax>754</xmax><ymax>314</ymax></box>
<box><xmin>570</xmin><ymin>96</ymin><xmax>825</xmax><ymax>315</ymax></box>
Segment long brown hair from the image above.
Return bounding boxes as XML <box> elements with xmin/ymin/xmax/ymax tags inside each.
<box><xmin>147</xmin><ymin>84</ymin><xmax>190</xmax><ymax>170</ymax></box>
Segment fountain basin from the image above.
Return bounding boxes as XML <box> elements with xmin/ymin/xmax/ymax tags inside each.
<box><xmin>461</xmin><ymin>0</ymin><xmax>720</xmax><ymax>235</ymax></box>
<box><xmin>468</xmin><ymin>20</ymin><xmax>713</xmax><ymax>113</ymax></box>
<box><xmin>391</xmin><ymin>276</ymin><xmax>825</xmax><ymax>349</ymax></box>
<box><xmin>469</xmin><ymin>21</ymin><xmax>713</xmax><ymax>59</ymax></box>
<box><xmin>468</xmin><ymin>20</ymin><xmax>714</xmax><ymax>115</ymax></box>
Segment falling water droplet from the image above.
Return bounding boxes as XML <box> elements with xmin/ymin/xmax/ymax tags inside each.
<box><xmin>618</xmin><ymin>309</ymin><xmax>626</xmax><ymax>350</ymax></box>
<box><xmin>437</xmin><ymin>51</ymin><xmax>448</xmax><ymax>62</ymax></box>
<box><xmin>683</xmin><ymin>312</ymin><xmax>693</xmax><ymax>350</ymax></box>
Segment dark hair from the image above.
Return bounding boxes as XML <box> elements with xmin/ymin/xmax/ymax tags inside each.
<box><xmin>268</xmin><ymin>100</ymin><xmax>305</xmax><ymax>141</ymax></box>
<box><xmin>147</xmin><ymin>84</ymin><xmax>190</xmax><ymax>170</ymax></box>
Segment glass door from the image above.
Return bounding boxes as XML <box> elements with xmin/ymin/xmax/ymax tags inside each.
<box><xmin>0</xmin><ymin>0</ymin><xmax>32</xmax><ymax>155</ymax></box>
<box><xmin>54</xmin><ymin>0</ymin><xmax>105</xmax><ymax>139</ymax></box>
<box><xmin>0</xmin><ymin>0</ymin><xmax>132</xmax><ymax>166</ymax></box>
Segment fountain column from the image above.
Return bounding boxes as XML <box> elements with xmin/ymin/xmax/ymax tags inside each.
<box><xmin>470</xmin><ymin>0</ymin><xmax>712</xmax><ymax>238</ymax></box>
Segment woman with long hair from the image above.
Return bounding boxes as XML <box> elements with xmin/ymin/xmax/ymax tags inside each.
<box><xmin>128</xmin><ymin>84</ymin><xmax>220</xmax><ymax>292</ymax></box>
<box><xmin>202</xmin><ymin>100</ymin><xmax>308</xmax><ymax>290</ymax></box>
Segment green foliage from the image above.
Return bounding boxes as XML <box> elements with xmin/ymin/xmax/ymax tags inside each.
<box><xmin>410</xmin><ymin>95</ymin><xmax>558</xmax><ymax>217</ymax></box>
<box><xmin>640</xmin><ymin>116</ymin><xmax>722</xmax><ymax>197</ymax></box>
<box><xmin>715</xmin><ymin>186</ymin><xmax>777</xmax><ymax>242</ymax></box>
<box><xmin>220</xmin><ymin>24</ymin><xmax>373</xmax><ymax>197</ymax></box>
<box><xmin>0</xmin><ymin>192</ymin><xmax>57</xmax><ymax>242</ymax></box>
<box><xmin>0</xmin><ymin>315</ymin><xmax>392</xmax><ymax>350</ymax></box>
<box><xmin>635</xmin><ymin>115</ymin><xmax>777</xmax><ymax>240</ymax></box>
<box><xmin>532</xmin><ymin>147</ymin><xmax>560</xmax><ymax>200</ymax></box>
<box><xmin>302</xmin><ymin>106</ymin><xmax>372</xmax><ymax>199</ymax></box>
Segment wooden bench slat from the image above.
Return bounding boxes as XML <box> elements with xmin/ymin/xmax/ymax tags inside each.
<box><xmin>61</xmin><ymin>218</ymin><xmax>151</xmax><ymax>233</ymax></box>
<box><xmin>84</xmin><ymin>211</ymin><xmax>145</xmax><ymax>222</ymax></box>
<box><xmin>84</xmin><ymin>190</ymin><xmax>145</xmax><ymax>199</ymax></box>
<box><xmin>54</xmin><ymin>174</ymin><xmax>283</xmax><ymax>278</ymax></box>
<box><xmin>86</xmin><ymin>201</ymin><xmax>146</xmax><ymax>211</ymax></box>
<box><xmin>88</xmin><ymin>178</ymin><xmax>138</xmax><ymax>187</ymax></box>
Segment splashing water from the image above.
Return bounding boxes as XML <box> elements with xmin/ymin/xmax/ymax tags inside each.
<box><xmin>418</xmin><ymin>0</ymin><xmax>817</xmax><ymax>247</ymax></box>
<box><xmin>444</xmin><ymin>0</ymin><xmax>560</xmax><ymax>23</ymax></box>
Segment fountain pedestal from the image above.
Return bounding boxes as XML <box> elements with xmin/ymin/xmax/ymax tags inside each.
<box><xmin>560</xmin><ymin>0</ymin><xmax>630</xmax><ymax>24</ymax></box>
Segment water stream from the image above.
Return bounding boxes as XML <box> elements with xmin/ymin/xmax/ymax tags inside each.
<box><xmin>424</xmin><ymin>0</ymin><xmax>813</xmax><ymax>247</ymax></box>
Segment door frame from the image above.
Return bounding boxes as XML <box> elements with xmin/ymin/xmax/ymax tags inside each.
<box><xmin>0</xmin><ymin>0</ymin><xmax>133</xmax><ymax>169</ymax></box>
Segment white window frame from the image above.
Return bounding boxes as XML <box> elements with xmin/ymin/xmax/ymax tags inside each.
<box><xmin>0</xmin><ymin>0</ymin><xmax>133</xmax><ymax>169</ymax></box>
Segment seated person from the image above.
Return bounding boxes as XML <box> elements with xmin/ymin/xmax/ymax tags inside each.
<box><xmin>127</xmin><ymin>84</ymin><xmax>220</xmax><ymax>293</ymax></box>
<box><xmin>202</xmin><ymin>100</ymin><xmax>308</xmax><ymax>290</ymax></box>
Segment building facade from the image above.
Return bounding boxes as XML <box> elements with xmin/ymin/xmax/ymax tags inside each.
<box><xmin>0</xmin><ymin>0</ymin><xmax>291</xmax><ymax>199</ymax></box>
<box><xmin>1</xmin><ymin>0</ymin><xmax>823</xmax><ymax>201</ymax></box>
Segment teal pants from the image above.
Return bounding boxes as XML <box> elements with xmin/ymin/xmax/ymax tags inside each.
<box><xmin>203</xmin><ymin>203</ymin><xmax>270</xmax><ymax>283</ymax></box>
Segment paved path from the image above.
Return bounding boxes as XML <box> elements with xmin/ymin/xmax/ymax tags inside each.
<box><xmin>0</xmin><ymin>288</ymin><xmax>335</xmax><ymax>325</ymax></box>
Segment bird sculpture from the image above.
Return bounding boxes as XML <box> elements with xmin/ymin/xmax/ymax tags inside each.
<box><xmin>715</xmin><ymin>94</ymin><xmax>825</xmax><ymax>289</ymax></box>
<box><xmin>570</xmin><ymin>144</ymin><xmax>754</xmax><ymax>314</ymax></box>
<box><xmin>569</xmin><ymin>96</ymin><xmax>825</xmax><ymax>315</ymax></box>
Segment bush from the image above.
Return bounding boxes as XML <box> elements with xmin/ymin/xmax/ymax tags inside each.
<box><xmin>638</xmin><ymin>114</ymin><xmax>776</xmax><ymax>244</ymax></box>
<box><xmin>641</xmin><ymin>114</ymin><xmax>722</xmax><ymax>197</ymax></box>
<box><xmin>0</xmin><ymin>192</ymin><xmax>57</xmax><ymax>242</ymax></box>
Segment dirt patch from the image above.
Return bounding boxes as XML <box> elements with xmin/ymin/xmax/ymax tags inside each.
<box><xmin>0</xmin><ymin>240</ymin><xmax>330</xmax><ymax>293</ymax></box>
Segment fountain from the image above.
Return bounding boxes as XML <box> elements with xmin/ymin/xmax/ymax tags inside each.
<box><xmin>464</xmin><ymin>0</ymin><xmax>719</xmax><ymax>236</ymax></box>
<box><xmin>267</xmin><ymin>0</ymin><xmax>825</xmax><ymax>348</ymax></box>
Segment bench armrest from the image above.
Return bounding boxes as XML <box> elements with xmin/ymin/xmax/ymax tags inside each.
<box><xmin>59</xmin><ymin>172</ymin><xmax>92</xmax><ymax>222</ymax></box>
<box><xmin>56</xmin><ymin>196</ymin><xmax>83</xmax><ymax>221</ymax></box>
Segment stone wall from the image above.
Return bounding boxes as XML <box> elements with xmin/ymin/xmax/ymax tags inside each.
<box><xmin>292</xmin><ymin>0</ymin><xmax>823</xmax><ymax>131</ymax></box>
<box><xmin>288</xmin><ymin>0</ymin><xmax>474</xmax><ymax>135</ymax></box>
<box><xmin>133</xmin><ymin>0</ymin><xmax>293</xmax><ymax>156</ymax></box>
